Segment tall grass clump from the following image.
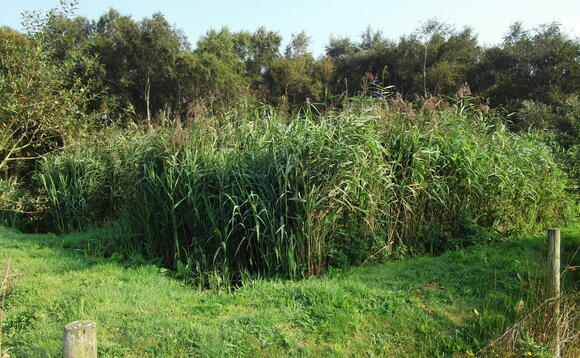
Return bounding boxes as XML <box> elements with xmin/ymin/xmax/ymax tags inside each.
<box><xmin>37</xmin><ymin>129</ymin><xmax>165</xmax><ymax>233</ymax></box>
<box><xmin>35</xmin><ymin>102</ymin><xmax>570</xmax><ymax>284</ymax></box>
<box><xmin>374</xmin><ymin>107</ymin><xmax>569</xmax><ymax>253</ymax></box>
<box><xmin>128</xmin><ymin>107</ymin><xmax>390</xmax><ymax>284</ymax></box>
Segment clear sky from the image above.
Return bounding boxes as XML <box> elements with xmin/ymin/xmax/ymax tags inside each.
<box><xmin>1</xmin><ymin>0</ymin><xmax>579</xmax><ymax>56</ymax></box>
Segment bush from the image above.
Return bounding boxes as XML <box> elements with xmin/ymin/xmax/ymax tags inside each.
<box><xmin>0</xmin><ymin>25</ymin><xmax>92</xmax><ymax>176</ymax></box>
<box><xmin>0</xmin><ymin>178</ymin><xmax>24</xmax><ymax>227</ymax></box>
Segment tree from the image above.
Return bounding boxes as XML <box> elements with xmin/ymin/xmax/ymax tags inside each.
<box><xmin>326</xmin><ymin>29</ymin><xmax>394</xmax><ymax>96</ymax></box>
<box><xmin>414</xmin><ymin>19</ymin><xmax>452</xmax><ymax>97</ymax></box>
<box><xmin>190</xmin><ymin>27</ymin><xmax>249</xmax><ymax>105</ymax></box>
<box><xmin>234</xmin><ymin>27</ymin><xmax>282</xmax><ymax>91</ymax></box>
<box><xmin>266</xmin><ymin>32</ymin><xmax>334</xmax><ymax>108</ymax></box>
<box><xmin>471</xmin><ymin>22</ymin><xmax>580</xmax><ymax>108</ymax></box>
<box><xmin>426</xmin><ymin>27</ymin><xmax>479</xmax><ymax>95</ymax></box>
<box><xmin>138</xmin><ymin>13</ymin><xmax>187</xmax><ymax>122</ymax></box>
<box><xmin>326</xmin><ymin>36</ymin><xmax>357</xmax><ymax>59</ymax></box>
<box><xmin>89</xmin><ymin>10</ymin><xmax>187</xmax><ymax>122</ymax></box>
<box><xmin>360</xmin><ymin>26</ymin><xmax>386</xmax><ymax>51</ymax></box>
<box><xmin>267</xmin><ymin>32</ymin><xmax>316</xmax><ymax>108</ymax></box>
<box><xmin>267</xmin><ymin>56</ymin><xmax>313</xmax><ymax>107</ymax></box>
<box><xmin>285</xmin><ymin>31</ymin><xmax>311</xmax><ymax>58</ymax></box>
<box><xmin>0</xmin><ymin>25</ymin><xmax>90</xmax><ymax>175</ymax></box>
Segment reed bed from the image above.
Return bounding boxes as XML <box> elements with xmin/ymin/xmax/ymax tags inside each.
<box><xmin>35</xmin><ymin>103</ymin><xmax>570</xmax><ymax>285</ymax></box>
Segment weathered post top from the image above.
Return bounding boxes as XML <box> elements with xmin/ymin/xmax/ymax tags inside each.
<box><xmin>63</xmin><ymin>320</ymin><xmax>97</xmax><ymax>358</ymax></box>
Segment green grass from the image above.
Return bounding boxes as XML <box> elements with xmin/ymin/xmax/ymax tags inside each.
<box><xmin>1</xmin><ymin>225</ymin><xmax>578</xmax><ymax>357</ymax></box>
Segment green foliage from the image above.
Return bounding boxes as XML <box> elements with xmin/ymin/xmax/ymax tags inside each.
<box><xmin>18</xmin><ymin>5</ymin><xmax>577</xmax><ymax>143</ymax></box>
<box><xmin>37</xmin><ymin>129</ymin><xmax>164</xmax><ymax>233</ymax></box>
<box><xmin>189</xmin><ymin>28</ymin><xmax>250</xmax><ymax>106</ymax></box>
<box><xmin>266</xmin><ymin>34</ymin><xmax>333</xmax><ymax>109</ymax></box>
<box><xmin>516</xmin><ymin>96</ymin><xmax>580</xmax><ymax>194</ymax></box>
<box><xmin>1</xmin><ymin>2</ymin><xmax>577</xmax><ymax>295</ymax></box>
<box><xmin>235</xmin><ymin>27</ymin><xmax>282</xmax><ymax>90</ymax></box>
<box><xmin>0</xmin><ymin>24</ymin><xmax>91</xmax><ymax>175</ymax></box>
<box><xmin>35</xmin><ymin>103</ymin><xmax>569</xmax><ymax>285</ymax></box>
<box><xmin>0</xmin><ymin>178</ymin><xmax>23</xmax><ymax>227</ymax></box>
<box><xmin>326</xmin><ymin>21</ymin><xmax>479</xmax><ymax>99</ymax></box>
<box><xmin>471</xmin><ymin>22</ymin><xmax>580</xmax><ymax>108</ymax></box>
<box><xmin>88</xmin><ymin>10</ymin><xmax>188</xmax><ymax>121</ymax></box>
<box><xmin>517</xmin><ymin>100</ymin><xmax>556</xmax><ymax>130</ymax></box>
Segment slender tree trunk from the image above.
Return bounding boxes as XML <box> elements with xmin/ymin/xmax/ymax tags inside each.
<box><xmin>423</xmin><ymin>45</ymin><xmax>428</xmax><ymax>98</ymax></box>
<box><xmin>145</xmin><ymin>75</ymin><xmax>151</xmax><ymax>125</ymax></box>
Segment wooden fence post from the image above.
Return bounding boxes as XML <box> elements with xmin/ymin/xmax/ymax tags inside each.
<box><xmin>63</xmin><ymin>320</ymin><xmax>97</xmax><ymax>358</ymax></box>
<box><xmin>547</xmin><ymin>228</ymin><xmax>560</xmax><ymax>358</ymax></box>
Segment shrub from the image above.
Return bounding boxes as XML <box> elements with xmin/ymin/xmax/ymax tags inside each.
<box><xmin>0</xmin><ymin>24</ymin><xmax>92</xmax><ymax>176</ymax></box>
<box><xmin>0</xmin><ymin>178</ymin><xmax>24</xmax><ymax>227</ymax></box>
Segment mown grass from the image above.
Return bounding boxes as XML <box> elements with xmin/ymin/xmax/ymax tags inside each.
<box><xmin>1</xmin><ymin>225</ymin><xmax>578</xmax><ymax>357</ymax></box>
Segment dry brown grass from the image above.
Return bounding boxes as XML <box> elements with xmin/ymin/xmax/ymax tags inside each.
<box><xmin>476</xmin><ymin>271</ymin><xmax>579</xmax><ymax>357</ymax></box>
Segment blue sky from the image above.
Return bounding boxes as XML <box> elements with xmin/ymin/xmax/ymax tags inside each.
<box><xmin>2</xmin><ymin>0</ymin><xmax>579</xmax><ymax>56</ymax></box>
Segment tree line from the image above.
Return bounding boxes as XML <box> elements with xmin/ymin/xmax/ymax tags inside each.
<box><xmin>3</xmin><ymin>8</ymin><xmax>579</xmax><ymax>119</ymax></box>
<box><xmin>1</xmin><ymin>5</ymin><xmax>579</xmax><ymax>180</ymax></box>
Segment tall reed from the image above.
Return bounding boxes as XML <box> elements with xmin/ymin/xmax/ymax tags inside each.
<box><xmin>35</xmin><ymin>102</ymin><xmax>570</xmax><ymax>284</ymax></box>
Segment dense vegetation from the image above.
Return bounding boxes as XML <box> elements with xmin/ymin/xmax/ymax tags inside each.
<box><xmin>18</xmin><ymin>9</ymin><xmax>580</xmax><ymax>119</ymax></box>
<box><xmin>28</xmin><ymin>104</ymin><xmax>569</xmax><ymax>286</ymax></box>
<box><xmin>0</xmin><ymin>1</ymin><xmax>577</xmax><ymax>280</ymax></box>
<box><xmin>2</xmin><ymin>3</ymin><xmax>579</xmax><ymax>127</ymax></box>
<box><xmin>0</xmin><ymin>1</ymin><xmax>579</xmax><ymax>356</ymax></box>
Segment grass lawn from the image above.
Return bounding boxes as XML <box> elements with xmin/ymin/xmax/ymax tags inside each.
<box><xmin>0</xmin><ymin>226</ymin><xmax>578</xmax><ymax>357</ymax></box>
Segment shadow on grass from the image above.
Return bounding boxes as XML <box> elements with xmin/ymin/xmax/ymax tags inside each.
<box><xmin>1</xmin><ymin>224</ymin><xmax>578</xmax><ymax>288</ymax></box>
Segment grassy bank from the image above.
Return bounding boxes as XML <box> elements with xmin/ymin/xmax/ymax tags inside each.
<box><xmin>1</xmin><ymin>225</ymin><xmax>578</xmax><ymax>357</ymax></box>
